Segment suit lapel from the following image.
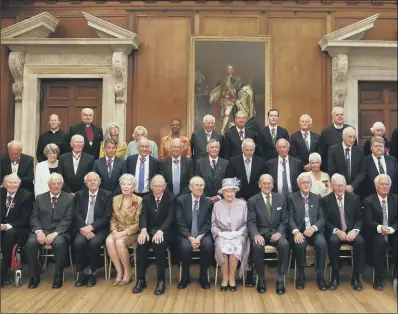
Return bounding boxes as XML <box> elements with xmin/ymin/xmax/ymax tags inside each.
<box><xmin>372</xmin><ymin>194</ymin><xmax>383</xmax><ymax>217</ymax></box>
<box><xmin>203</xmin><ymin>158</ymin><xmax>213</xmax><ymax>179</ymax></box>
<box><xmin>257</xmin><ymin>194</ymin><xmax>270</xmax><ymax>223</ymax></box>
<box><xmin>186</xmin><ymin>196</ymin><xmax>193</xmax><ymax>226</ymax></box>
<box><xmin>386</xmin><ymin>158</ymin><xmax>394</xmax><ymax>176</ymax></box>
<box><xmin>263</xmin><ymin>127</ymin><xmax>272</xmax><ymax>144</ymax></box>
<box><xmin>270</xmin><ymin>193</ymin><xmax>279</xmax><ymax>224</ymax></box>
<box><xmin>82</xmin><ymin>190</ymin><xmax>89</xmax><ymax>220</ymax></box>
<box><xmin>387</xmin><ymin>195</ymin><xmax>395</xmax><ymax>225</ymax></box>
<box><xmin>297</xmin><ymin>132</ymin><xmax>308</xmax><ymax>151</ymax></box>
<box><xmin>76</xmin><ymin>153</ymin><xmax>86</xmax><ymax>175</ymax></box>
<box><xmin>148</xmin><ymin>156</ymin><xmax>153</xmax><ymax>178</ymax></box>
<box><xmin>288</xmin><ymin>158</ymin><xmax>296</xmax><ymax>184</ymax></box>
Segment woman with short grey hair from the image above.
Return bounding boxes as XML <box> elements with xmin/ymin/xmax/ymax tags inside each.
<box><xmin>34</xmin><ymin>143</ymin><xmax>60</xmax><ymax>197</ymax></box>
<box><xmin>364</xmin><ymin>122</ymin><xmax>391</xmax><ymax>156</ymax></box>
<box><xmin>126</xmin><ymin>126</ymin><xmax>158</xmax><ymax>158</ymax></box>
<box><xmin>303</xmin><ymin>152</ymin><xmax>332</xmax><ymax>197</ymax></box>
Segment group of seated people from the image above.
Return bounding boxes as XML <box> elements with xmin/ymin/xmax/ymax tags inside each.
<box><xmin>0</xmin><ymin>106</ymin><xmax>397</xmax><ymax>297</ymax></box>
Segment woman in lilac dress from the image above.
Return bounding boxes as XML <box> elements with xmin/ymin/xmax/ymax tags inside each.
<box><xmin>211</xmin><ymin>178</ymin><xmax>250</xmax><ymax>291</ymax></box>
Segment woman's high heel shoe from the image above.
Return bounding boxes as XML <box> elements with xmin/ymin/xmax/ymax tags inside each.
<box><xmin>229</xmin><ymin>285</ymin><xmax>237</xmax><ymax>292</ymax></box>
<box><xmin>220</xmin><ymin>284</ymin><xmax>229</xmax><ymax>292</ymax></box>
<box><xmin>112</xmin><ymin>279</ymin><xmax>121</xmax><ymax>286</ymax></box>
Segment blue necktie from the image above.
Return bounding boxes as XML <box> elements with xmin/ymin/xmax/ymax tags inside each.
<box><xmin>173</xmin><ymin>159</ymin><xmax>180</xmax><ymax>195</ymax></box>
<box><xmin>282</xmin><ymin>158</ymin><xmax>289</xmax><ymax>196</ymax></box>
<box><xmin>138</xmin><ymin>157</ymin><xmax>146</xmax><ymax>192</ymax></box>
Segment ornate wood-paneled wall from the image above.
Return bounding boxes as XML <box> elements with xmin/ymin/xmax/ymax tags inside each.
<box><xmin>1</xmin><ymin>1</ymin><xmax>397</xmax><ymax>152</ymax></box>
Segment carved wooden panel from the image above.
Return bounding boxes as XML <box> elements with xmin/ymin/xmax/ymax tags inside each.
<box><xmin>47</xmin><ymin>85</ymin><xmax>71</xmax><ymax>99</ymax></box>
<box><xmin>201</xmin><ymin>15</ymin><xmax>259</xmax><ymax>36</ymax></box>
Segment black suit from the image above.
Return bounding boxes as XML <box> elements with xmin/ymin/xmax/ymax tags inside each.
<box><xmin>257</xmin><ymin>126</ymin><xmax>289</xmax><ymax>162</ymax></box>
<box><xmin>136</xmin><ymin>191</ymin><xmax>175</xmax><ymax>281</ymax></box>
<box><xmin>0</xmin><ymin>154</ymin><xmax>34</xmax><ymax>193</ymax></box>
<box><xmin>68</xmin><ymin>123</ymin><xmax>103</xmax><ymax>159</ymax></box>
<box><xmin>125</xmin><ymin>154</ymin><xmax>159</xmax><ymax>196</ymax></box>
<box><xmin>58</xmin><ymin>152</ymin><xmax>95</xmax><ymax>193</ymax></box>
<box><xmin>159</xmin><ymin>157</ymin><xmax>193</xmax><ymax>197</ymax></box>
<box><xmin>289</xmin><ymin>130</ymin><xmax>320</xmax><ymax>166</ymax></box>
<box><xmin>195</xmin><ymin>156</ymin><xmax>228</xmax><ymax>198</ymax></box>
<box><xmin>225</xmin><ymin>155</ymin><xmax>266</xmax><ymax>200</ymax></box>
<box><xmin>72</xmin><ymin>188</ymin><xmax>112</xmax><ymax>272</ymax></box>
<box><xmin>247</xmin><ymin>192</ymin><xmax>289</xmax><ymax>280</ymax></box>
<box><xmin>323</xmin><ymin>192</ymin><xmax>365</xmax><ymax>275</ymax></box>
<box><xmin>93</xmin><ymin>157</ymin><xmax>126</xmax><ymax>195</ymax></box>
<box><xmin>364</xmin><ymin>136</ymin><xmax>391</xmax><ymax>157</ymax></box>
<box><xmin>391</xmin><ymin>128</ymin><xmax>398</xmax><ymax>159</ymax></box>
<box><xmin>36</xmin><ymin>129</ymin><xmax>69</xmax><ymax>162</ymax></box>
<box><xmin>0</xmin><ymin>188</ymin><xmax>33</xmax><ymax>277</ymax></box>
<box><xmin>190</xmin><ymin>129</ymin><xmax>223</xmax><ymax>161</ymax></box>
<box><xmin>288</xmin><ymin>192</ymin><xmax>327</xmax><ymax>275</ymax></box>
<box><xmin>25</xmin><ymin>191</ymin><xmax>74</xmax><ymax>277</ymax></box>
<box><xmin>327</xmin><ymin>144</ymin><xmax>364</xmax><ymax>186</ymax></box>
<box><xmin>175</xmin><ymin>194</ymin><xmax>213</xmax><ymax>278</ymax></box>
<box><xmin>265</xmin><ymin>156</ymin><xmax>302</xmax><ymax>195</ymax></box>
<box><xmin>222</xmin><ymin>127</ymin><xmax>257</xmax><ymax>160</ymax></box>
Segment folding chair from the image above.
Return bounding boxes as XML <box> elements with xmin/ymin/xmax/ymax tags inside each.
<box><xmin>214</xmin><ymin>262</ymin><xmax>246</xmax><ymax>287</ymax></box>
<box><xmin>107</xmin><ymin>245</ymin><xmax>136</xmax><ymax>281</ymax></box>
<box><xmin>178</xmin><ymin>248</ymin><xmax>210</xmax><ymax>282</ymax></box>
<box><xmin>39</xmin><ymin>244</ymin><xmax>75</xmax><ymax>279</ymax></box>
<box><xmin>76</xmin><ymin>245</ymin><xmax>108</xmax><ymax>281</ymax></box>
<box><xmin>255</xmin><ymin>245</ymin><xmax>286</xmax><ymax>285</ymax></box>
<box><xmin>328</xmin><ymin>244</ymin><xmax>354</xmax><ymax>279</ymax></box>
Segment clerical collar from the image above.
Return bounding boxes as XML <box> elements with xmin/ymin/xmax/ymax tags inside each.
<box><xmin>333</xmin><ymin>123</ymin><xmax>344</xmax><ymax>129</ymax></box>
<box><xmin>49</xmin><ymin>129</ymin><xmax>59</xmax><ymax>134</ymax></box>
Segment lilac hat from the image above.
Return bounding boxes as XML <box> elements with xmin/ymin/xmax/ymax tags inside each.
<box><xmin>218</xmin><ymin>178</ymin><xmax>240</xmax><ymax>194</ymax></box>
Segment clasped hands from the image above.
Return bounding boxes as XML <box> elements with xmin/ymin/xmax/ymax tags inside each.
<box><xmin>380</xmin><ymin>225</ymin><xmax>394</xmax><ymax>235</ymax></box>
<box><xmin>336</xmin><ymin>229</ymin><xmax>358</xmax><ymax>242</ymax></box>
<box><xmin>80</xmin><ymin>225</ymin><xmax>95</xmax><ymax>240</ymax></box>
<box><xmin>36</xmin><ymin>231</ymin><xmax>58</xmax><ymax>245</ymax></box>
<box><xmin>254</xmin><ymin>232</ymin><xmax>281</xmax><ymax>245</ymax></box>
<box><xmin>1</xmin><ymin>224</ymin><xmax>7</xmax><ymax>231</ymax></box>
<box><xmin>188</xmin><ymin>236</ymin><xmax>202</xmax><ymax>249</ymax></box>
<box><xmin>294</xmin><ymin>226</ymin><xmax>316</xmax><ymax>244</ymax></box>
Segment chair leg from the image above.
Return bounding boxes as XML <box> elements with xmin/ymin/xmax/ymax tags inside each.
<box><xmin>351</xmin><ymin>249</ymin><xmax>354</xmax><ymax>276</ymax></box>
<box><xmin>215</xmin><ymin>263</ymin><xmax>218</xmax><ymax>287</ymax></box>
<box><xmin>134</xmin><ymin>257</ymin><xmax>137</xmax><ymax>282</ymax></box>
<box><xmin>69</xmin><ymin>246</ymin><xmax>75</xmax><ymax>276</ymax></box>
<box><xmin>108</xmin><ymin>259</ymin><xmax>112</xmax><ymax>281</ymax></box>
<box><xmin>294</xmin><ymin>259</ymin><xmax>297</xmax><ymax>284</ymax></box>
<box><xmin>386</xmin><ymin>252</ymin><xmax>390</xmax><ymax>277</ymax></box>
<box><xmin>179</xmin><ymin>262</ymin><xmax>182</xmax><ymax>282</ymax></box>
<box><xmin>167</xmin><ymin>249</ymin><xmax>172</xmax><ymax>285</ymax></box>
<box><xmin>103</xmin><ymin>247</ymin><xmax>108</xmax><ymax>280</ymax></box>
<box><xmin>207</xmin><ymin>268</ymin><xmax>210</xmax><ymax>283</ymax></box>
<box><xmin>287</xmin><ymin>249</ymin><xmax>292</xmax><ymax>278</ymax></box>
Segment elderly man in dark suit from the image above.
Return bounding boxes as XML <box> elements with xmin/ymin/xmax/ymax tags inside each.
<box><xmin>195</xmin><ymin>139</ymin><xmax>228</xmax><ymax>202</ymax></box>
<box><xmin>288</xmin><ymin>173</ymin><xmax>327</xmax><ymax>291</ymax></box>
<box><xmin>265</xmin><ymin>139</ymin><xmax>302</xmax><ymax>196</ymax></box>
<box><xmin>0</xmin><ymin>140</ymin><xmax>34</xmax><ymax>193</ymax></box>
<box><xmin>1</xmin><ymin>174</ymin><xmax>33</xmax><ymax>285</ymax></box>
<box><xmin>133</xmin><ymin>175</ymin><xmax>175</xmax><ymax>296</ymax></box>
<box><xmin>58</xmin><ymin>134</ymin><xmax>95</xmax><ymax>194</ymax></box>
<box><xmin>24</xmin><ymin>173</ymin><xmax>74</xmax><ymax>289</ymax></box>
<box><xmin>72</xmin><ymin>172</ymin><xmax>112</xmax><ymax>287</ymax></box>
<box><xmin>364</xmin><ymin>174</ymin><xmax>397</xmax><ymax>291</ymax></box>
<box><xmin>68</xmin><ymin>108</ymin><xmax>103</xmax><ymax>159</ymax></box>
<box><xmin>289</xmin><ymin>114</ymin><xmax>320</xmax><ymax>171</ymax></box>
<box><xmin>93</xmin><ymin>138</ymin><xmax>126</xmax><ymax>195</ymax></box>
<box><xmin>323</xmin><ymin>174</ymin><xmax>364</xmax><ymax>291</ymax></box>
<box><xmin>175</xmin><ymin>176</ymin><xmax>213</xmax><ymax>290</ymax></box>
<box><xmin>247</xmin><ymin>174</ymin><xmax>289</xmax><ymax>295</ymax></box>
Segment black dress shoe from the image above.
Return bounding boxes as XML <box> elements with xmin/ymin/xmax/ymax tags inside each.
<box><xmin>74</xmin><ymin>273</ymin><xmax>87</xmax><ymax>287</ymax></box>
<box><xmin>177</xmin><ymin>277</ymin><xmax>190</xmax><ymax>289</ymax></box>
<box><xmin>199</xmin><ymin>275</ymin><xmax>210</xmax><ymax>290</ymax></box>
<box><xmin>132</xmin><ymin>279</ymin><xmax>147</xmax><ymax>294</ymax></box>
<box><xmin>373</xmin><ymin>278</ymin><xmax>383</xmax><ymax>291</ymax></box>
<box><xmin>256</xmin><ymin>279</ymin><xmax>266</xmax><ymax>293</ymax></box>
<box><xmin>296</xmin><ymin>275</ymin><xmax>305</xmax><ymax>290</ymax></box>
<box><xmin>86</xmin><ymin>274</ymin><xmax>96</xmax><ymax>287</ymax></box>
<box><xmin>229</xmin><ymin>285</ymin><xmax>237</xmax><ymax>292</ymax></box>
<box><xmin>276</xmin><ymin>281</ymin><xmax>285</xmax><ymax>295</ymax></box>
<box><xmin>220</xmin><ymin>284</ymin><xmax>228</xmax><ymax>292</ymax></box>
<box><xmin>28</xmin><ymin>277</ymin><xmax>40</xmax><ymax>289</ymax></box>
<box><xmin>154</xmin><ymin>280</ymin><xmax>166</xmax><ymax>296</ymax></box>
<box><xmin>328</xmin><ymin>273</ymin><xmax>340</xmax><ymax>290</ymax></box>
<box><xmin>317</xmin><ymin>278</ymin><xmax>327</xmax><ymax>291</ymax></box>
<box><xmin>351</xmin><ymin>274</ymin><xmax>363</xmax><ymax>291</ymax></box>
<box><xmin>52</xmin><ymin>274</ymin><xmax>63</xmax><ymax>289</ymax></box>
<box><xmin>245</xmin><ymin>271</ymin><xmax>254</xmax><ymax>287</ymax></box>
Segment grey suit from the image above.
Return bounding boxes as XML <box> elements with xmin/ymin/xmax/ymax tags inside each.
<box><xmin>190</xmin><ymin>128</ymin><xmax>223</xmax><ymax>161</ymax></box>
<box><xmin>195</xmin><ymin>156</ymin><xmax>228</xmax><ymax>198</ymax></box>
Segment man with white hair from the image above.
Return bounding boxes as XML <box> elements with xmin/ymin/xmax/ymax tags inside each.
<box><xmin>288</xmin><ymin>173</ymin><xmax>327</xmax><ymax>291</ymax></box>
<box><xmin>289</xmin><ymin>114</ymin><xmax>320</xmax><ymax>171</ymax></box>
<box><xmin>364</xmin><ymin>174</ymin><xmax>397</xmax><ymax>291</ymax></box>
<box><xmin>68</xmin><ymin>108</ymin><xmax>103</xmax><ymax>159</ymax></box>
<box><xmin>190</xmin><ymin>114</ymin><xmax>223</xmax><ymax>161</ymax></box>
<box><xmin>1</xmin><ymin>174</ymin><xmax>33</xmax><ymax>285</ymax></box>
<box><xmin>58</xmin><ymin>134</ymin><xmax>95</xmax><ymax>194</ymax></box>
<box><xmin>72</xmin><ymin>172</ymin><xmax>112</xmax><ymax>287</ymax></box>
<box><xmin>25</xmin><ymin>173</ymin><xmax>74</xmax><ymax>289</ymax></box>
<box><xmin>0</xmin><ymin>140</ymin><xmax>34</xmax><ymax>193</ymax></box>
<box><xmin>323</xmin><ymin>174</ymin><xmax>364</xmax><ymax>291</ymax></box>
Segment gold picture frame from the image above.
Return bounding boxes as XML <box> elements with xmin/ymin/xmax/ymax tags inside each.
<box><xmin>187</xmin><ymin>36</ymin><xmax>272</xmax><ymax>135</ymax></box>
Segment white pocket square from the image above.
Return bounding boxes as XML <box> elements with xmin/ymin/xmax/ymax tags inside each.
<box><xmin>277</xmin><ymin>207</ymin><xmax>282</xmax><ymax>211</ymax></box>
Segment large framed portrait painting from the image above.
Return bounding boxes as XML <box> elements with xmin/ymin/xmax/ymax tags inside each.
<box><xmin>188</xmin><ymin>36</ymin><xmax>272</xmax><ymax>134</ymax></box>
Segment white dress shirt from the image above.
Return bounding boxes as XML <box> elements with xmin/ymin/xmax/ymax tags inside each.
<box><xmin>72</xmin><ymin>152</ymin><xmax>82</xmax><ymax>174</ymax></box>
<box><xmin>209</xmin><ymin>156</ymin><xmax>218</xmax><ymax>168</ymax></box>
<box><xmin>277</xmin><ymin>155</ymin><xmax>292</xmax><ymax>194</ymax></box>
<box><xmin>134</xmin><ymin>154</ymin><xmax>150</xmax><ymax>193</ymax></box>
<box><xmin>372</xmin><ymin>154</ymin><xmax>387</xmax><ymax>175</ymax></box>
<box><xmin>334</xmin><ymin>123</ymin><xmax>344</xmax><ymax>129</ymax></box>
<box><xmin>377</xmin><ymin>194</ymin><xmax>395</xmax><ymax>234</ymax></box>
<box><xmin>261</xmin><ymin>192</ymin><xmax>272</xmax><ymax>206</ymax></box>
<box><xmin>342</xmin><ymin>142</ymin><xmax>352</xmax><ymax>164</ymax></box>
<box><xmin>243</xmin><ymin>154</ymin><xmax>252</xmax><ymax>183</ymax></box>
<box><xmin>11</xmin><ymin>161</ymin><xmax>19</xmax><ymax>174</ymax></box>
<box><xmin>292</xmin><ymin>192</ymin><xmax>318</xmax><ymax>234</ymax></box>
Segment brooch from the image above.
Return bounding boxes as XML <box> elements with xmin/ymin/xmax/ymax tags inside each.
<box><xmin>322</xmin><ymin>180</ymin><xmax>329</xmax><ymax>188</ymax></box>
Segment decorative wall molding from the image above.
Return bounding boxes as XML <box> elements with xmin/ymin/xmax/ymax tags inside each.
<box><xmin>112</xmin><ymin>51</ymin><xmax>128</xmax><ymax>106</ymax></box>
<box><xmin>332</xmin><ymin>53</ymin><xmax>348</xmax><ymax>108</ymax></box>
<box><xmin>8</xmin><ymin>52</ymin><xmax>25</xmax><ymax>105</ymax></box>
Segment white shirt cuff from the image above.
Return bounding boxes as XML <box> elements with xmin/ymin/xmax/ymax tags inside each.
<box><xmin>35</xmin><ymin>230</ymin><xmax>43</xmax><ymax>234</ymax></box>
<box><xmin>352</xmin><ymin>229</ymin><xmax>360</xmax><ymax>233</ymax></box>
<box><xmin>312</xmin><ymin>225</ymin><xmax>318</xmax><ymax>232</ymax></box>
<box><xmin>389</xmin><ymin>227</ymin><xmax>395</xmax><ymax>234</ymax></box>
<box><xmin>292</xmin><ymin>229</ymin><xmax>299</xmax><ymax>235</ymax></box>
<box><xmin>333</xmin><ymin>228</ymin><xmax>338</xmax><ymax>234</ymax></box>
<box><xmin>5</xmin><ymin>224</ymin><xmax>12</xmax><ymax>230</ymax></box>
<box><xmin>156</xmin><ymin>230</ymin><xmax>163</xmax><ymax>236</ymax></box>
<box><xmin>377</xmin><ymin>225</ymin><xmax>383</xmax><ymax>234</ymax></box>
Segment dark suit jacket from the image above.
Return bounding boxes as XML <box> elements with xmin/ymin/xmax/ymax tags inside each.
<box><xmin>364</xmin><ymin>136</ymin><xmax>391</xmax><ymax>157</ymax></box>
<box><xmin>0</xmin><ymin>187</ymin><xmax>33</xmax><ymax>230</ymax></box>
<box><xmin>36</xmin><ymin>129</ymin><xmax>69</xmax><ymax>162</ymax></box>
<box><xmin>175</xmin><ymin>193</ymin><xmax>213</xmax><ymax>239</ymax></box>
<box><xmin>125</xmin><ymin>154</ymin><xmax>159</xmax><ymax>187</ymax></box>
<box><xmin>195</xmin><ymin>156</ymin><xmax>228</xmax><ymax>197</ymax></box>
<box><xmin>191</xmin><ymin>129</ymin><xmax>223</xmax><ymax>161</ymax></box>
<box><xmin>30</xmin><ymin>191</ymin><xmax>74</xmax><ymax>239</ymax></box>
<box><xmin>58</xmin><ymin>152</ymin><xmax>95</xmax><ymax>193</ymax></box>
<box><xmin>247</xmin><ymin>192</ymin><xmax>288</xmax><ymax>239</ymax></box>
<box><xmin>159</xmin><ymin>157</ymin><xmax>193</xmax><ymax>197</ymax></box>
<box><xmin>287</xmin><ymin>191</ymin><xmax>325</xmax><ymax>234</ymax></box>
<box><xmin>93</xmin><ymin>157</ymin><xmax>126</xmax><ymax>195</ymax></box>
<box><xmin>0</xmin><ymin>154</ymin><xmax>34</xmax><ymax>193</ymax></box>
<box><xmin>225</xmin><ymin>155</ymin><xmax>266</xmax><ymax>200</ymax></box>
<box><xmin>322</xmin><ymin>192</ymin><xmax>363</xmax><ymax>234</ymax></box>
<box><xmin>264</xmin><ymin>156</ymin><xmax>302</xmax><ymax>194</ymax></box>
<box><xmin>351</xmin><ymin>155</ymin><xmax>398</xmax><ymax>199</ymax></box>
<box><xmin>222</xmin><ymin>127</ymin><xmax>257</xmax><ymax>160</ymax></box>
<box><xmin>257</xmin><ymin>126</ymin><xmax>289</xmax><ymax>162</ymax></box>
<box><xmin>391</xmin><ymin>128</ymin><xmax>398</xmax><ymax>159</ymax></box>
<box><xmin>73</xmin><ymin>188</ymin><xmax>112</xmax><ymax>236</ymax></box>
<box><xmin>364</xmin><ymin>193</ymin><xmax>398</xmax><ymax>234</ymax></box>
<box><xmin>327</xmin><ymin>144</ymin><xmax>364</xmax><ymax>185</ymax></box>
<box><xmin>289</xmin><ymin>130</ymin><xmax>320</xmax><ymax>166</ymax></box>
<box><xmin>68</xmin><ymin>123</ymin><xmax>103</xmax><ymax>159</ymax></box>
<box><xmin>139</xmin><ymin>190</ymin><xmax>175</xmax><ymax>236</ymax></box>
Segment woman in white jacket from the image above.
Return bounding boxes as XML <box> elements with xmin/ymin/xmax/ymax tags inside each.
<box><xmin>34</xmin><ymin>143</ymin><xmax>60</xmax><ymax>197</ymax></box>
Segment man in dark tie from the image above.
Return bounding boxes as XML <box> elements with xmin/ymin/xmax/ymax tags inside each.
<box><xmin>222</xmin><ymin>111</ymin><xmax>257</xmax><ymax>160</ymax></box>
<box><xmin>265</xmin><ymin>139</ymin><xmax>302</xmax><ymax>196</ymax></box>
<box><xmin>257</xmin><ymin>109</ymin><xmax>289</xmax><ymax>162</ymax></box>
<box><xmin>247</xmin><ymin>174</ymin><xmax>289</xmax><ymax>295</ymax></box>
<box><xmin>93</xmin><ymin>139</ymin><xmax>126</xmax><ymax>195</ymax></box>
<box><xmin>133</xmin><ymin>175</ymin><xmax>175</xmax><ymax>296</ymax></box>
<box><xmin>1</xmin><ymin>174</ymin><xmax>33</xmax><ymax>285</ymax></box>
<box><xmin>289</xmin><ymin>114</ymin><xmax>320</xmax><ymax>171</ymax></box>
<box><xmin>323</xmin><ymin>174</ymin><xmax>365</xmax><ymax>291</ymax></box>
<box><xmin>72</xmin><ymin>172</ymin><xmax>112</xmax><ymax>287</ymax></box>
<box><xmin>364</xmin><ymin>174</ymin><xmax>397</xmax><ymax>291</ymax></box>
<box><xmin>25</xmin><ymin>173</ymin><xmax>74</xmax><ymax>289</ymax></box>
<box><xmin>68</xmin><ymin>108</ymin><xmax>103</xmax><ymax>159</ymax></box>
<box><xmin>0</xmin><ymin>140</ymin><xmax>34</xmax><ymax>193</ymax></box>
<box><xmin>175</xmin><ymin>176</ymin><xmax>213</xmax><ymax>289</ymax></box>
<box><xmin>195</xmin><ymin>139</ymin><xmax>228</xmax><ymax>202</ymax></box>
<box><xmin>288</xmin><ymin>173</ymin><xmax>327</xmax><ymax>291</ymax></box>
